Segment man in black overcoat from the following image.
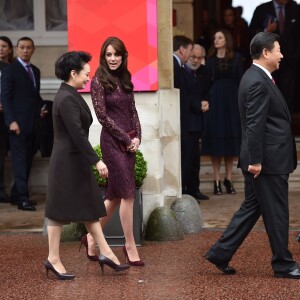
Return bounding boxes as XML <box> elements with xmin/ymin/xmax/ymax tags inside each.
<box><xmin>183</xmin><ymin>44</ymin><xmax>210</xmax><ymax>201</ymax></box>
<box><xmin>173</xmin><ymin>35</ymin><xmax>194</xmax><ymax>195</ymax></box>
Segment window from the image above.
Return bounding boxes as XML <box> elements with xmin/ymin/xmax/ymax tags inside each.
<box><xmin>0</xmin><ymin>0</ymin><xmax>67</xmax><ymax>46</ymax></box>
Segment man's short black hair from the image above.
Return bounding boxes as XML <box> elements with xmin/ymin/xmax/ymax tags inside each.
<box><xmin>17</xmin><ymin>36</ymin><xmax>35</xmax><ymax>48</ymax></box>
<box><xmin>250</xmin><ymin>32</ymin><xmax>280</xmax><ymax>59</ymax></box>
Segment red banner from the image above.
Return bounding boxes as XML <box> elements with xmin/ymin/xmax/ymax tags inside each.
<box><xmin>67</xmin><ymin>0</ymin><xmax>158</xmax><ymax>91</ymax></box>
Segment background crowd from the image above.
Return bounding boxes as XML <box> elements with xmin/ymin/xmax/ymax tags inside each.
<box><xmin>175</xmin><ymin>0</ymin><xmax>300</xmax><ymax>199</ymax></box>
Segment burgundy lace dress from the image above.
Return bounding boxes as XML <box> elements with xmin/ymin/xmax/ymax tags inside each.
<box><xmin>91</xmin><ymin>76</ymin><xmax>141</xmax><ymax>200</ymax></box>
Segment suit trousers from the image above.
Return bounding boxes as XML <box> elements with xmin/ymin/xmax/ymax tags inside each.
<box><xmin>206</xmin><ymin>171</ymin><xmax>298</xmax><ymax>272</ymax></box>
<box><xmin>0</xmin><ymin>112</ymin><xmax>8</xmax><ymax>191</ymax></box>
<box><xmin>9</xmin><ymin>132</ymin><xmax>37</xmax><ymax>202</ymax></box>
<box><xmin>182</xmin><ymin>132</ymin><xmax>201</xmax><ymax>194</ymax></box>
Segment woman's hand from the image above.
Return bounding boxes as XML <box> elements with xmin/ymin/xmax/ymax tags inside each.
<box><xmin>128</xmin><ymin>138</ymin><xmax>140</xmax><ymax>153</ymax></box>
<box><xmin>96</xmin><ymin>160</ymin><xmax>108</xmax><ymax>178</ymax></box>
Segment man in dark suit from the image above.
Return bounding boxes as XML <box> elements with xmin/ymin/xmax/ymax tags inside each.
<box><xmin>204</xmin><ymin>32</ymin><xmax>300</xmax><ymax>279</ymax></box>
<box><xmin>183</xmin><ymin>44</ymin><xmax>210</xmax><ymax>201</ymax></box>
<box><xmin>1</xmin><ymin>37</ymin><xmax>44</xmax><ymax>211</ymax></box>
<box><xmin>0</xmin><ymin>60</ymin><xmax>10</xmax><ymax>203</ymax></box>
<box><xmin>249</xmin><ymin>0</ymin><xmax>300</xmax><ymax>113</ymax></box>
<box><xmin>173</xmin><ymin>35</ymin><xmax>194</xmax><ymax>196</ymax></box>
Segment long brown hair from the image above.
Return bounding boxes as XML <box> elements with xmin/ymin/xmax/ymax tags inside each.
<box><xmin>208</xmin><ymin>29</ymin><xmax>234</xmax><ymax>60</ymax></box>
<box><xmin>0</xmin><ymin>36</ymin><xmax>14</xmax><ymax>63</ymax></box>
<box><xmin>95</xmin><ymin>36</ymin><xmax>133</xmax><ymax>92</ymax></box>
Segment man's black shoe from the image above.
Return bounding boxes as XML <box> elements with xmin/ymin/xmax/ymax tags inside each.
<box><xmin>204</xmin><ymin>255</ymin><xmax>236</xmax><ymax>275</ymax></box>
<box><xmin>17</xmin><ymin>202</ymin><xmax>36</xmax><ymax>211</ymax></box>
<box><xmin>189</xmin><ymin>191</ymin><xmax>209</xmax><ymax>201</ymax></box>
<box><xmin>12</xmin><ymin>200</ymin><xmax>37</xmax><ymax>206</ymax></box>
<box><xmin>296</xmin><ymin>232</ymin><xmax>300</xmax><ymax>242</ymax></box>
<box><xmin>0</xmin><ymin>191</ymin><xmax>10</xmax><ymax>203</ymax></box>
<box><xmin>274</xmin><ymin>268</ymin><xmax>300</xmax><ymax>279</ymax></box>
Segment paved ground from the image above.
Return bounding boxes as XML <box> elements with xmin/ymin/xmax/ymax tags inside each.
<box><xmin>1</xmin><ymin>231</ymin><xmax>300</xmax><ymax>299</ymax></box>
<box><xmin>1</xmin><ymin>189</ymin><xmax>300</xmax><ymax>299</ymax></box>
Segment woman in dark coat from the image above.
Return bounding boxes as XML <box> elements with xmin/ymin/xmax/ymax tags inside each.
<box><xmin>45</xmin><ymin>51</ymin><xmax>129</xmax><ymax>280</ymax></box>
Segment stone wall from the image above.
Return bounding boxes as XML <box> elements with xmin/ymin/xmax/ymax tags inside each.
<box><xmin>4</xmin><ymin>0</ymin><xmax>181</xmax><ymax>224</ymax></box>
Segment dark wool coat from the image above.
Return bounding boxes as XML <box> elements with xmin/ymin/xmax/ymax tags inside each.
<box><xmin>45</xmin><ymin>83</ymin><xmax>106</xmax><ymax>221</ymax></box>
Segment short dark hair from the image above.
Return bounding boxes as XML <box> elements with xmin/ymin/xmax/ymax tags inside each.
<box><xmin>55</xmin><ymin>51</ymin><xmax>92</xmax><ymax>81</ymax></box>
<box><xmin>173</xmin><ymin>35</ymin><xmax>193</xmax><ymax>52</ymax></box>
<box><xmin>250</xmin><ymin>32</ymin><xmax>280</xmax><ymax>59</ymax></box>
<box><xmin>17</xmin><ymin>36</ymin><xmax>35</xmax><ymax>48</ymax></box>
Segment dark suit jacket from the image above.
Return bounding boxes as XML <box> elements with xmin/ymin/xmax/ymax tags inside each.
<box><xmin>173</xmin><ymin>56</ymin><xmax>189</xmax><ymax>138</ymax></box>
<box><xmin>183</xmin><ymin>65</ymin><xmax>211</xmax><ymax>132</ymax></box>
<box><xmin>249</xmin><ymin>1</ymin><xmax>300</xmax><ymax>67</ymax></box>
<box><xmin>238</xmin><ymin>64</ymin><xmax>296</xmax><ymax>174</ymax></box>
<box><xmin>1</xmin><ymin>59</ymin><xmax>43</xmax><ymax>134</ymax></box>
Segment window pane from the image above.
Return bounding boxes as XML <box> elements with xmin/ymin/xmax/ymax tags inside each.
<box><xmin>46</xmin><ymin>0</ymin><xmax>67</xmax><ymax>31</ymax></box>
<box><xmin>0</xmin><ymin>0</ymin><xmax>33</xmax><ymax>30</ymax></box>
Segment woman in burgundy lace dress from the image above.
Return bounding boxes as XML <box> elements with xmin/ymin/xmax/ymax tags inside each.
<box><xmin>86</xmin><ymin>37</ymin><xmax>144</xmax><ymax>266</ymax></box>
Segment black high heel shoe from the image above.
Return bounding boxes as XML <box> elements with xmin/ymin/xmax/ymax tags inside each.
<box><xmin>98</xmin><ymin>254</ymin><xmax>130</xmax><ymax>274</ymax></box>
<box><xmin>223</xmin><ymin>178</ymin><xmax>236</xmax><ymax>194</ymax></box>
<box><xmin>123</xmin><ymin>246</ymin><xmax>145</xmax><ymax>266</ymax></box>
<box><xmin>214</xmin><ymin>180</ymin><xmax>223</xmax><ymax>195</ymax></box>
<box><xmin>79</xmin><ymin>234</ymin><xmax>98</xmax><ymax>261</ymax></box>
<box><xmin>44</xmin><ymin>260</ymin><xmax>75</xmax><ymax>280</ymax></box>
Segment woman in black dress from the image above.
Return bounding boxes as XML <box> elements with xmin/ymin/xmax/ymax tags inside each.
<box><xmin>87</xmin><ymin>37</ymin><xmax>144</xmax><ymax>266</ymax></box>
<box><xmin>201</xmin><ymin>29</ymin><xmax>243</xmax><ymax>195</ymax></box>
<box><xmin>45</xmin><ymin>51</ymin><xmax>129</xmax><ymax>280</ymax></box>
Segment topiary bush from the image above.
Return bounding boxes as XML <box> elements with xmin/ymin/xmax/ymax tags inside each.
<box><xmin>92</xmin><ymin>145</ymin><xmax>147</xmax><ymax>187</ymax></box>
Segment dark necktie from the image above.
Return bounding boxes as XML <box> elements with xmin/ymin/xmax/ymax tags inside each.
<box><xmin>26</xmin><ymin>64</ymin><xmax>35</xmax><ymax>83</ymax></box>
<box><xmin>278</xmin><ymin>6</ymin><xmax>284</xmax><ymax>34</ymax></box>
<box><xmin>272</xmin><ymin>77</ymin><xmax>276</xmax><ymax>85</ymax></box>
<box><xmin>191</xmin><ymin>70</ymin><xmax>197</xmax><ymax>80</ymax></box>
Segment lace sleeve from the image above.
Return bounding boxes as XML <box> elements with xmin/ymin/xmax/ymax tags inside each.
<box><xmin>91</xmin><ymin>76</ymin><xmax>131</xmax><ymax>146</ymax></box>
<box><xmin>130</xmin><ymin>93</ymin><xmax>142</xmax><ymax>142</ymax></box>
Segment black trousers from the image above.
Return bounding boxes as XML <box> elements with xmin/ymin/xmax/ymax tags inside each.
<box><xmin>9</xmin><ymin>132</ymin><xmax>37</xmax><ymax>202</ymax></box>
<box><xmin>181</xmin><ymin>132</ymin><xmax>201</xmax><ymax>194</ymax></box>
<box><xmin>0</xmin><ymin>112</ymin><xmax>8</xmax><ymax>192</ymax></box>
<box><xmin>205</xmin><ymin>171</ymin><xmax>298</xmax><ymax>273</ymax></box>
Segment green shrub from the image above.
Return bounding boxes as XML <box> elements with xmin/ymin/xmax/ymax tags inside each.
<box><xmin>92</xmin><ymin>145</ymin><xmax>147</xmax><ymax>187</ymax></box>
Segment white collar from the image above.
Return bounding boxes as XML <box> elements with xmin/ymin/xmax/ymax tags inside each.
<box><xmin>253</xmin><ymin>62</ymin><xmax>273</xmax><ymax>79</ymax></box>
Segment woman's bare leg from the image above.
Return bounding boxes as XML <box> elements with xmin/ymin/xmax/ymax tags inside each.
<box><xmin>86</xmin><ymin>198</ymin><xmax>120</xmax><ymax>254</ymax></box>
<box><xmin>47</xmin><ymin>224</ymin><xmax>66</xmax><ymax>273</ymax></box>
<box><xmin>211</xmin><ymin>156</ymin><xmax>222</xmax><ymax>182</ymax></box>
<box><xmin>85</xmin><ymin>221</ymin><xmax>120</xmax><ymax>265</ymax></box>
<box><xmin>120</xmin><ymin>197</ymin><xmax>140</xmax><ymax>261</ymax></box>
<box><xmin>224</xmin><ymin>156</ymin><xmax>234</xmax><ymax>181</ymax></box>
